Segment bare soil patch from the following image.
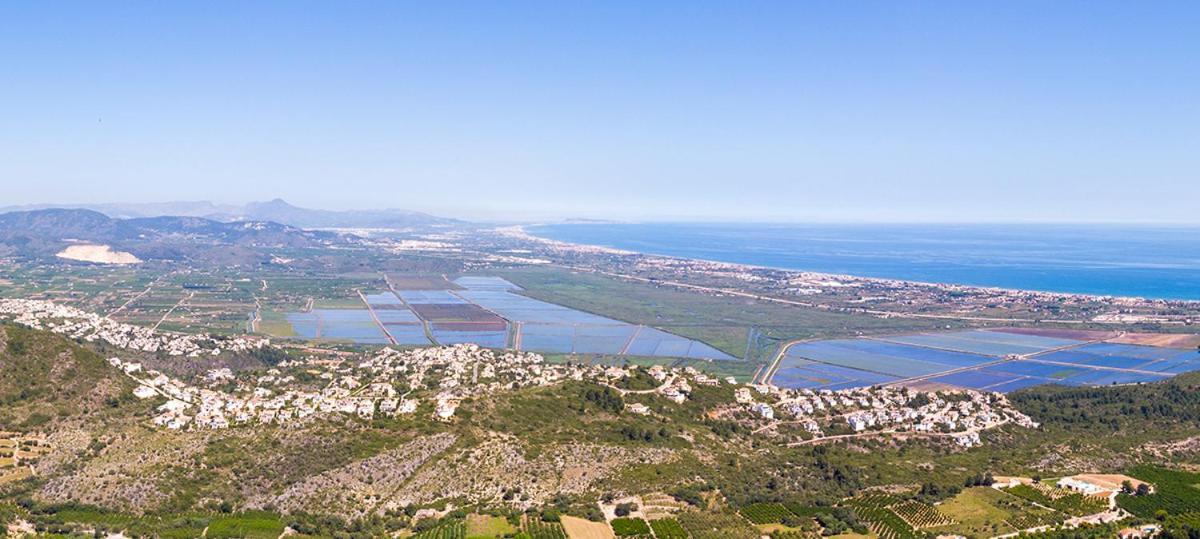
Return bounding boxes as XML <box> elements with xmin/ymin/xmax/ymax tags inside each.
<box><xmin>561</xmin><ymin>515</ymin><xmax>615</xmax><ymax>539</ymax></box>
<box><xmin>1109</xmin><ymin>333</ymin><xmax>1200</xmax><ymax>349</ymax></box>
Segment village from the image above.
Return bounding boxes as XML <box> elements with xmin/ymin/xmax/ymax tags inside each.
<box><xmin>120</xmin><ymin>344</ymin><xmax>749</xmax><ymax>431</ymax></box>
<box><xmin>719</xmin><ymin>381</ymin><xmax>1041</xmax><ymax>448</ymax></box>
<box><xmin>114</xmin><ymin>344</ymin><xmax>551</xmax><ymax>430</ymax></box>
<box><xmin>0</xmin><ymin>298</ymin><xmax>268</xmax><ymax>357</ymax></box>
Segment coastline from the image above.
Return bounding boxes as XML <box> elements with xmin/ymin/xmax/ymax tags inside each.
<box><xmin>508</xmin><ymin>224</ymin><xmax>1197</xmax><ymax>306</ymax></box>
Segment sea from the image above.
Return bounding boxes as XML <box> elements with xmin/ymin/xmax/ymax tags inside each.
<box><xmin>527</xmin><ymin>223</ymin><xmax>1200</xmax><ymax>301</ymax></box>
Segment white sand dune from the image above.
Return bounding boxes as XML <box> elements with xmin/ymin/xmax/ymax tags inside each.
<box><xmin>56</xmin><ymin>244</ymin><xmax>142</xmax><ymax>265</ymax></box>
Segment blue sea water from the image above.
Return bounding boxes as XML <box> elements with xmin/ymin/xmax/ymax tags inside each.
<box><xmin>528</xmin><ymin>223</ymin><xmax>1200</xmax><ymax>301</ymax></box>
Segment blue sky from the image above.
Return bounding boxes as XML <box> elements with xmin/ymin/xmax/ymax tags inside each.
<box><xmin>1</xmin><ymin>2</ymin><xmax>1197</xmax><ymax>222</ymax></box>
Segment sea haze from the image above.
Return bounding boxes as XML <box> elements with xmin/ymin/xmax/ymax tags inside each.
<box><xmin>528</xmin><ymin>223</ymin><xmax>1200</xmax><ymax>301</ymax></box>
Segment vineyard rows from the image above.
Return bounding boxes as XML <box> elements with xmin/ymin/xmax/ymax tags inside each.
<box><xmin>521</xmin><ymin>517</ymin><xmax>568</xmax><ymax>539</ymax></box>
<box><xmin>412</xmin><ymin>521</ymin><xmax>465</xmax><ymax>539</ymax></box>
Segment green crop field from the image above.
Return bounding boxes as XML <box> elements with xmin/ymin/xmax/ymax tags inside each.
<box><xmin>205</xmin><ymin>512</ymin><xmax>286</xmax><ymax>539</ymax></box>
<box><xmin>521</xmin><ymin>516</ymin><xmax>568</xmax><ymax>539</ymax></box>
<box><xmin>610</xmin><ymin>517</ymin><xmax>651</xmax><ymax>536</ymax></box>
<box><xmin>844</xmin><ymin>496</ymin><xmax>917</xmax><ymax>539</ymax></box>
<box><xmin>1004</xmin><ymin>484</ymin><xmax>1107</xmax><ymax>517</ymax></box>
<box><xmin>1119</xmin><ymin>466</ymin><xmax>1200</xmax><ymax>518</ymax></box>
<box><xmin>928</xmin><ymin>487</ymin><xmax>1062</xmax><ymax>538</ymax></box>
<box><xmin>887</xmin><ymin>499</ymin><xmax>954</xmax><ymax>529</ymax></box>
<box><xmin>1003</xmin><ymin>506</ymin><xmax>1064</xmax><ymax>531</ymax></box>
<box><xmin>498</xmin><ymin>267</ymin><xmax>946</xmax><ymax>364</ymax></box>
<box><xmin>649</xmin><ymin>518</ymin><xmax>688</xmax><ymax>539</ymax></box>
<box><xmin>677</xmin><ymin>511</ymin><xmax>759</xmax><ymax>539</ymax></box>
<box><xmin>466</xmin><ymin>513</ymin><xmax>516</xmax><ymax>538</ymax></box>
<box><xmin>414</xmin><ymin>521</ymin><xmax>466</xmax><ymax>539</ymax></box>
<box><xmin>739</xmin><ymin>502</ymin><xmax>795</xmax><ymax>524</ymax></box>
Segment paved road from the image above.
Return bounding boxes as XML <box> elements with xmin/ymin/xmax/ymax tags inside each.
<box><xmin>357</xmin><ymin>289</ymin><xmax>399</xmax><ymax>346</ymax></box>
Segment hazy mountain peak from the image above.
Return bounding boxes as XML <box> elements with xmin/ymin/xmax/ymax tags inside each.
<box><xmin>0</xmin><ymin>199</ymin><xmax>458</xmax><ymax>230</ymax></box>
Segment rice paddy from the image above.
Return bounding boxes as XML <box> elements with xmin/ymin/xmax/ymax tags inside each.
<box><xmin>277</xmin><ymin>275</ymin><xmax>736</xmax><ymax>360</ymax></box>
<box><xmin>771</xmin><ymin>327</ymin><xmax>1200</xmax><ymax>392</ymax></box>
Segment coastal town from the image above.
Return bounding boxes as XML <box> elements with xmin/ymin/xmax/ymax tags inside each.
<box><xmin>489</xmin><ymin>226</ymin><xmax>1200</xmax><ymax>328</ymax></box>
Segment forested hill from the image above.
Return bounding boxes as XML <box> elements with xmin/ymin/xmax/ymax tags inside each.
<box><xmin>1011</xmin><ymin>370</ymin><xmax>1200</xmax><ymax>431</ymax></box>
<box><xmin>0</xmin><ymin>324</ymin><xmax>142</xmax><ymax>429</ymax></box>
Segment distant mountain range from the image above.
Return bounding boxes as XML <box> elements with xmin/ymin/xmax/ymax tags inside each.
<box><xmin>0</xmin><ymin>208</ymin><xmax>350</xmax><ymax>265</ymax></box>
<box><xmin>0</xmin><ymin>199</ymin><xmax>459</xmax><ymax>230</ymax></box>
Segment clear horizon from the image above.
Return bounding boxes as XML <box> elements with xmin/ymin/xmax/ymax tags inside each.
<box><xmin>3</xmin><ymin>2</ymin><xmax>1198</xmax><ymax>223</ymax></box>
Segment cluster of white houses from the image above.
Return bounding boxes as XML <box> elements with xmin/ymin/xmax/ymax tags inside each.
<box><xmin>108</xmin><ymin>336</ymin><xmax>734</xmax><ymax>430</ymax></box>
<box><xmin>737</xmin><ymin>384</ymin><xmax>1038</xmax><ymax>447</ymax></box>
<box><xmin>0</xmin><ymin>298</ymin><xmax>267</xmax><ymax>357</ymax></box>
<box><xmin>112</xmin><ymin>343</ymin><xmax>552</xmax><ymax>429</ymax></box>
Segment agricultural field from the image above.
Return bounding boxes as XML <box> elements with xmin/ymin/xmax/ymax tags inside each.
<box><xmin>1118</xmin><ymin>466</ymin><xmax>1200</xmax><ymax>518</ymax></box>
<box><xmin>843</xmin><ymin>495</ymin><xmax>918</xmax><ymax>539</ymax></box>
<box><xmin>257</xmin><ymin>272</ymin><xmax>741</xmax><ymax>361</ymax></box>
<box><xmin>496</xmin><ymin>266</ymin><xmax>949</xmax><ymax>363</ymax></box>
<box><xmin>18</xmin><ymin>507</ymin><xmax>211</xmax><ymax>538</ymax></box>
<box><xmin>386</xmin><ymin>274</ymin><xmax>462</xmax><ymax>291</ymax></box>
<box><xmin>739</xmin><ymin>502</ymin><xmax>795</xmax><ymax>524</ymax></box>
<box><xmin>637</xmin><ymin>493</ymin><xmax>689</xmax><ymax>520</ymax></box>
<box><xmin>1111</xmin><ymin>332</ymin><xmax>1200</xmax><ymax>349</ymax></box>
<box><xmin>609</xmin><ymin>517</ymin><xmax>651</xmax><ymax>536</ymax></box>
<box><xmin>1004</xmin><ymin>484</ymin><xmax>1108</xmax><ymax>517</ymax></box>
<box><xmin>887</xmin><ymin>499</ymin><xmax>954</xmax><ymax>529</ymax></box>
<box><xmin>1003</xmin><ymin>506</ymin><xmax>1065</xmax><ymax>531</ymax></box>
<box><xmin>413</xmin><ymin>520</ymin><xmax>467</xmax><ymax>539</ymax></box>
<box><xmin>648</xmin><ymin>518</ymin><xmax>688</xmax><ymax>539</ymax></box>
<box><xmin>928</xmin><ymin>487</ymin><xmax>1059</xmax><ymax>538</ymax></box>
<box><xmin>204</xmin><ymin>512</ymin><xmax>286</xmax><ymax>539</ymax></box>
<box><xmin>0</xmin><ymin>433</ymin><xmax>48</xmax><ymax>485</ymax></box>
<box><xmin>465</xmin><ymin>513</ymin><xmax>516</xmax><ymax>538</ymax></box>
<box><xmin>521</xmin><ymin>516</ymin><xmax>569</xmax><ymax>539</ymax></box>
<box><xmin>559</xmin><ymin>515</ymin><xmax>615</xmax><ymax>539</ymax></box>
<box><xmin>774</xmin><ymin>327</ymin><xmax>1200</xmax><ymax>393</ymax></box>
<box><xmin>0</xmin><ymin>263</ymin><xmax>159</xmax><ymax>314</ymax></box>
<box><xmin>453</xmin><ymin>276</ymin><xmax>734</xmax><ymax>360</ymax></box>
<box><xmin>676</xmin><ymin>511</ymin><xmax>759</xmax><ymax>539</ymax></box>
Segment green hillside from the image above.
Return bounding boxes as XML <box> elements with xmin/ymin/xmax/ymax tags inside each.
<box><xmin>0</xmin><ymin>323</ymin><xmax>142</xmax><ymax>428</ymax></box>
